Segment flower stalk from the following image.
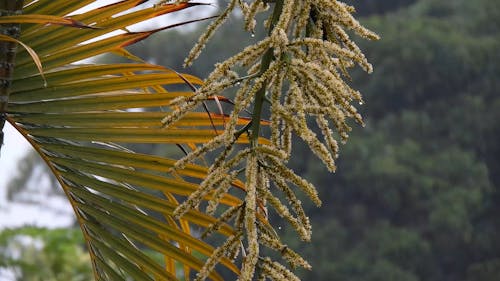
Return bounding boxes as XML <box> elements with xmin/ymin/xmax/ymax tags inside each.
<box><xmin>163</xmin><ymin>0</ymin><xmax>379</xmax><ymax>279</ymax></box>
<box><xmin>250</xmin><ymin>0</ymin><xmax>285</xmax><ymax>147</ymax></box>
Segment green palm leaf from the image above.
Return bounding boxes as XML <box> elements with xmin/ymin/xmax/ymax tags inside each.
<box><xmin>1</xmin><ymin>1</ymin><xmax>261</xmax><ymax>280</ymax></box>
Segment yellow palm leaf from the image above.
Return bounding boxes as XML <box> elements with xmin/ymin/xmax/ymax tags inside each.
<box><xmin>0</xmin><ymin>1</ymin><xmax>266</xmax><ymax>280</ymax></box>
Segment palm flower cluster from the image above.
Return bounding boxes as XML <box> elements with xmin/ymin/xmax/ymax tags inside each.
<box><xmin>160</xmin><ymin>0</ymin><xmax>378</xmax><ymax>280</ymax></box>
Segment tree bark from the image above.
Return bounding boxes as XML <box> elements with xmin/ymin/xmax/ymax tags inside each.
<box><xmin>0</xmin><ymin>0</ymin><xmax>23</xmax><ymax>153</ymax></box>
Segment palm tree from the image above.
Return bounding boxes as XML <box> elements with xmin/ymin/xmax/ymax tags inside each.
<box><xmin>0</xmin><ymin>1</ymin><xmax>377</xmax><ymax>280</ymax></box>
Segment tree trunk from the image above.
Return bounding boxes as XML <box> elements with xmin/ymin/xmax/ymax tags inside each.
<box><xmin>0</xmin><ymin>0</ymin><xmax>23</xmax><ymax>154</ymax></box>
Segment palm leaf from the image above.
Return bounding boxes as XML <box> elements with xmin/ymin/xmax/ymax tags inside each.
<box><xmin>0</xmin><ymin>1</ymin><xmax>266</xmax><ymax>280</ymax></box>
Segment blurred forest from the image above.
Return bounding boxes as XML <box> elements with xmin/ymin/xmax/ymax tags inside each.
<box><xmin>2</xmin><ymin>0</ymin><xmax>499</xmax><ymax>280</ymax></box>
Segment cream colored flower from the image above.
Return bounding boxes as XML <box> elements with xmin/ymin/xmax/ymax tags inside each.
<box><xmin>164</xmin><ymin>0</ymin><xmax>378</xmax><ymax>279</ymax></box>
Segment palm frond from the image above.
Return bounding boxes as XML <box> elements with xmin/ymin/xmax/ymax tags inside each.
<box><xmin>1</xmin><ymin>1</ymin><xmax>263</xmax><ymax>280</ymax></box>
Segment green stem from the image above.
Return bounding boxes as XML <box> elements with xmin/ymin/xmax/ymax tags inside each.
<box><xmin>0</xmin><ymin>0</ymin><xmax>23</xmax><ymax>152</ymax></box>
<box><xmin>250</xmin><ymin>0</ymin><xmax>284</xmax><ymax>148</ymax></box>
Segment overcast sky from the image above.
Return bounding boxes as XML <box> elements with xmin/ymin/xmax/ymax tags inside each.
<box><xmin>0</xmin><ymin>123</ymin><xmax>70</xmax><ymax>229</ymax></box>
<box><xmin>0</xmin><ymin>123</ymin><xmax>30</xmax><ymax>194</ymax></box>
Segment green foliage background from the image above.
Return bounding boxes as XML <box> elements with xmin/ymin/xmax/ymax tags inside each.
<box><xmin>0</xmin><ymin>227</ymin><xmax>92</xmax><ymax>281</ymax></box>
<box><xmin>2</xmin><ymin>0</ymin><xmax>499</xmax><ymax>280</ymax></box>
